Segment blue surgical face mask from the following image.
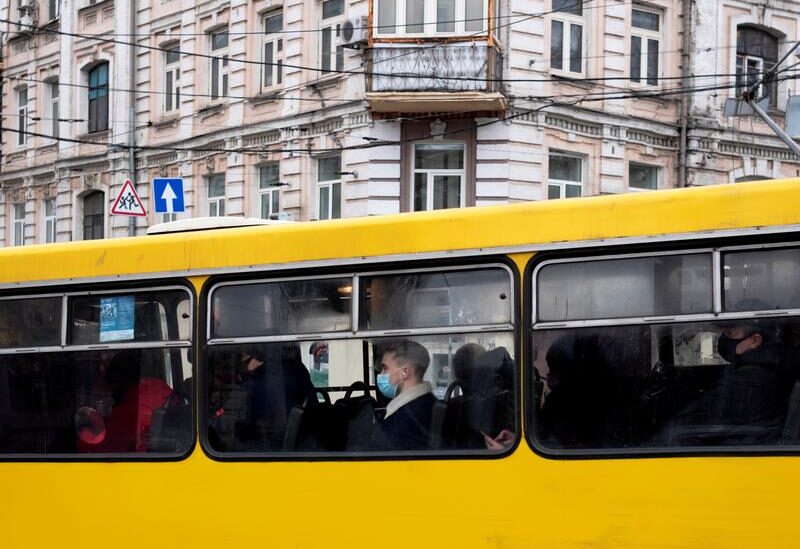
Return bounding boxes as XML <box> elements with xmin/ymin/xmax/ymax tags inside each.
<box><xmin>376</xmin><ymin>373</ymin><xmax>398</xmax><ymax>399</ymax></box>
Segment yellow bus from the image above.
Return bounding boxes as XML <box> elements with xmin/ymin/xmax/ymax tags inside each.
<box><xmin>2</xmin><ymin>178</ymin><xmax>800</xmax><ymax>548</ymax></box>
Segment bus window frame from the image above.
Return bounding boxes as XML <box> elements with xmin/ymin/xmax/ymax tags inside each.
<box><xmin>200</xmin><ymin>258</ymin><xmax>521</xmax><ymax>461</ymax></box>
<box><xmin>0</xmin><ymin>280</ymin><xmax>196</xmax><ymax>462</ymax></box>
<box><xmin>525</xmin><ymin>238</ymin><xmax>800</xmax><ymax>460</ymax></box>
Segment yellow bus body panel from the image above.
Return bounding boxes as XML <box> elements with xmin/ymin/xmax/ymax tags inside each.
<box><xmin>2</xmin><ymin>180</ymin><xmax>800</xmax><ymax>548</ymax></box>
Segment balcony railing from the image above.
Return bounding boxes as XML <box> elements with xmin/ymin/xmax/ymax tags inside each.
<box><xmin>366</xmin><ymin>42</ymin><xmax>503</xmax><ymax>94</ymax></box>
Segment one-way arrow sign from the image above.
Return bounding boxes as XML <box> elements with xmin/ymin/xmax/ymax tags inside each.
<box><xmin>152</xmin><ymin>178</ymin><xmax>185</xmax><ymax>214</ymax></box>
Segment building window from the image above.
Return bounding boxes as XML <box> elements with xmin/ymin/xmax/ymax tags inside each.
<box><xmin>12</xmin><ymin>203</ymin><xmax>25</xmax><ymax>246</ymax></box>
<box><xmin>412</xmin><ymin>143</ymin><xmax>465</xmax><ymax>211</ymax></box>
<box><xmin>43</xmin><ymin>198</ymin><xmax>57</xmax><ymax>243</ymax></box>
<box><xmin>208</xmin><ymin>174</ymin><xmax>226</xmax><ymax>216</ymax></box>
<box><xmin>736</xmin><ymin>25</ymin><xmax>779</xmax><ymax>108</ymax></box>
<box><xmin>16</xmin><ymin>86</ymin><xmax>28</xmax><ymax>146</ymax></box>
<box><xmin>629</xmin><ymin>163</ymin><xmax>659</xmax><ymax>191</ymax></box>
<box><xmin>87</xmin><ymin>63</ymin><xmax>109</xmax><ymax>133</ymax></box>
<box><xmin>321</xmin><ymin>0</ymin><xmax>345</xmax><ymax>73</ymax></box>
<box><xmin>548</xmin><ymin>153</ymin><xmax>582</xmax><ymax>199</ymax></box>
<box><xmin>210</xmin><ymin>30</ymin><xmax>229</xmax><ymax>100</ymax></box>
<box><xmin>47</xmin><ymin>0</ymin><xmax>58</xmax><ymax>21</ymax></box>
<box><xmin>317</xmin><ymin>155</ymin><xmax>341</xmax><ymax>220</ymax></box>
<box><xmin>82</xmin><ymin>191</ymin><xmax>104</xmax><ymax>240</ymax></box>
<box><xmin>550</xmin><ymin>0</ymin><xmax>584</xmax><ymax>75</ymax></box>
<box><xmin>262</xmin><ymin>11</ymin><xmax>284</xmax><ymax>90</ymax></box>
<box><xmin>630</xmin><ymin>7</ymin><xmax>660</xmax><ymax>85</ymax></box>
<box><xmin>259</xmin><ymin>163</ymin><xmax>281</xmax><ymax>219</ymax></box>
<box><xmin>375</xmin><ymin>0</ymin><xmax>488</xmax><ymax>36</ymax></box>
<box><xmin>164</xmin><ymin>44</ymin><xmax>181</xmax><ymax>113</ymax></box>
<box><xmin>46</xmin><ymin>79</ymin><xmax>59</xmax><ymax>139</ymax></box>
<box><xmin>162</xmin><ymin>212</ymin><xmax>177</xmax><ymax>223</ymax></box>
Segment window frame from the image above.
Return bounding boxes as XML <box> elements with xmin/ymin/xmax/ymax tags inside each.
<box><xmin>207</xmin><ymin>174</ymin><xmax>226</xmax><ymax>217</ymax></box>
<box><xmin>43</xmin><ymin>197</ymin><xmax>56</xmax><ymax>244</ymax></box>
<box><xmin>258</xmin><ymin>162</ymin><xmax>281</xmax><ymax>219</ymax></box>
<box><xmin>46</xmin><ymin>79</ymin><xmax>59</xmax><ymax>140</ymax></box>
<box><xmin>163</xmin><ymin>44</ymin><xmax>181</xmax><ymax>114</ymax></box>
<box><xmin>628</xmin><ymin>162</ymin><xmax>660</xmax><ymax>191</ymax></box>
<box><xmin>547</xmin><ymin>152</ymin><xmax>584</xmax><ymax>199</ymax></box>
<box><xmin>209</xmin><ymin>30</ymin><xmax>229</xmax><ymax>100</ymax></box>
<box><xmin>629</xmin><ymin>6</ymin><xmax>661</xmax><ymax>86</ymax></box>
<box><xmin>11</xmin><ymin>203</ymin><xmax>25</xmax><ymax>246</ymax></box>
<box><xmin>320</xmin><ymin>0</ymin><xmax>345</xmax><ymax>74</ymax></box>
<box><xmin>87</xmin><ymin>62</ymin><xmax>109</xmax><ymax>133</ymax></box>
<box><xmin>375</xmin><ymin>0</ymin><xmax>489</xmax><ymax>37</ymax></box>
<box><xmin>316</xmin><ymin>155</ymin><xmax>342</xmax><ymax>220</ymax></box>
<box><xmin>16</xmin><ymin>86</ymin><xmax>28</xmax><ymax>146</ymax></box>
<box><xmin>526</xmin><ymin>240</ymin><xmax>800</xmax><ymax>458</ymax></box>
<box><xmin>549</xmin><ymin>3</ymin><xmax>585</xmax><ymax>76</ymax></box>
<box><xmin>201</xmin><ymin>260</ymin><xmax>519</xmax><ymax>460</ymax></box>
<box><xmin>261</xmin><ymin>10</ymin><xmax>284</xmax><ymax>91</ymax></box>
<box><xmin>0</xmin><ymin>282</ymin><xmax>196</xmax><ymax>461</ymax></box>
<box><xmin>412</xmin><ymin>141</ymin><xmax>467</xmax><ymax>211</ymax></box>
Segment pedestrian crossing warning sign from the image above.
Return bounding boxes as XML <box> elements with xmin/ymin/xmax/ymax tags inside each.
<box><xmin>111</xmin><ymin>179</ymin><xmax>147</xmax><ymax>217</ymax></box>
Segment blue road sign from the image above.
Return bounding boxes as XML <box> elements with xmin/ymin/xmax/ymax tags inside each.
<box><xmin>152</xmin><ymin>178</ymin><xmax>185</xmax><ymax>214</ymax></box>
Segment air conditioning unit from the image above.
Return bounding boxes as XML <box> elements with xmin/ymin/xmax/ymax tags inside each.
<box><xmin>341</xmin><ymin>16</ymin><xmax>369</xmax><ymax>48</ymax></box>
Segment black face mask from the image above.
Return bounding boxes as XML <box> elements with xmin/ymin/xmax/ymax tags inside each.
<box><xmin>717</xmin><ymin>333</ymin><xmax>751</xmax><ymax>364</ymax></box>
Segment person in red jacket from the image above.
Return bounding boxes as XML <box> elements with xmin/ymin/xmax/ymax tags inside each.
<box><xmin>75</xmin><ymin>350</ymin><xmax>173</xmax><ymax>453</ymax></box>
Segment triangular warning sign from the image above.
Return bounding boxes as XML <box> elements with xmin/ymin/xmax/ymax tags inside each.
<box><xmin>111</xmin><ymin>179</ymin><xmax>147</xmax><ymax>217</ymax></box>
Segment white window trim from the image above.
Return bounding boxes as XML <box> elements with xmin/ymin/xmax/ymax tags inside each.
<box><xmin>209</xmin><ymin>30</ymin><xmax>229</xmax><ymax>100</ymax></box>
<box><xmin>42</xmin><ymin>198</ymin><xmax>57</xmax><ymax>243</ymax></box>
<box><xmin>17</xmin><ymin>86</ymin><xmax>28</xmax><ymax>147</ymax></box>
<box><xmin>628</xmin><ymin>162</ymin><xmax>660</xmax><ymax>192</ymax></box>
<box><xmin>12</xmin><ymin>203</ymin><xmax>25</xmax><ymax>246</ymax></box>
<box><xmin>736</xmin><ymin>54</ymin><xmax>766</xmax><ymax>100</ymax></box>
<box><xmin>320</xmin><ymin>1</ymin><xmax>345</xmax><ymax>73</ymax></box>
<box><xmin>375</xmin><ymin>0</ymin><xmax>488</xmax><ymax>38</ymax></box>
<box><xmin>164</xmin><ymin>45</ymin><xmax>181</xmax><ymax>113</ymax></box>
<box><xmin>550</xmin><ymin>9</ymin><xmax>586</xmax><ymax>76</ymax></box>
<box><xmin>547</xmin><ymin>152</ymin><xmax>584</xmax><ymax>199</ymax></box>
<box><xmin>630</xmin><ymin>6</ymin><xmax>662</xmax><ymax>87</ymax></box>
<box><xmin>258</xmin><ymin>163</ymin><xmax>282</xmax><ymax>219</ymax></box>
<box><xmin>261</xmin><ymin>11</ymin><xmax>284</xmax><ymax>91</ymax></box>
<box><xmin>45</xmin><ymin>79</ymin><xmax>59</xmax><ymax>141</ymax></box>
<box><xmin>316</xmin><ymin>155</ymin><xmax>342</xmax><ymax>220</ymax></box>
<box><xmin>412</xmin><ymin>141</ymin><xmax>466</xmax><ymax>211</ymax></box>
<box><xmin>208</xmin><ymin>175</ymin><xmax>226</xmax><ymax>217</ymax></box>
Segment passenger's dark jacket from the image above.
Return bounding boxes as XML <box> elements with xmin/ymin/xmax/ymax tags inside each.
<box><xmin>370</xmin><ymin>387</ymin><xmax>436</xmax><ymax>451</ymax></box>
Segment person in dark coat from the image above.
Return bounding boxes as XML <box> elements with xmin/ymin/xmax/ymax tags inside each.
<box><xmin>669</xmin><ymin>319</ymin><xmax>789</xmax><ymax>446</ymax></box>
<box><xmin>370</xmin><ymin>340</ymin><xmax>435</xmax><ymax>450</ymax></box>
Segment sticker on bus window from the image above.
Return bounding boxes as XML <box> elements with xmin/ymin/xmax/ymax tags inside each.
<box><xmin>99</xmin><ymin>296</ymin><xmax>135</xmax><ymax>342</ymax></box>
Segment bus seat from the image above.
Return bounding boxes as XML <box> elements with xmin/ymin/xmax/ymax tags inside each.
<box><xmin>334</xmin><ymin>381</ymin><xmax>377</xmax><ymax>451</ymax></box>
<box><xmin>430</xmin><ymin>380</ymin><xmax>466</xmax><ymax>449</ymax></box>
<box><xmin>149</xmin><ymin>392</ymin><xmax>192</xmax><ymax>453</ymax></box>
<box><xmin>282</xmin><ymin>389</ymin><xmax>333</xmax><ymax>451</ymax></box>
<box><xmin>782</xmin><ymin>380</ymin><xmax>800</xmax><ymax>444</ymax></box>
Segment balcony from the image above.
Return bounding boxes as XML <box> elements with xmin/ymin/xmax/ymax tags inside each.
<box><xmin>365</xmin><ymin>42</ymin><xmax>507</xmax><ymax>115</ymax></box>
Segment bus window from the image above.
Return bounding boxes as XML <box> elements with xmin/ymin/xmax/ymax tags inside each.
<box><xmin>205</xmin><ymin>266</ymin><xmax>517</xmax><ymax>457</ymax></box>
<box><xmin>537</xmin><ymin>253</ymin><xmax>712</xmax><ymax>322</ymax></box>
<box><xmin>211</xmin><ymin>277</ymin><xmax>352</xmax><ymax>338</ymax></box>
<box><xmin>723</xmin><ymin>247</ymin><xmax>800</xmax><ymax>311</ymax></box>
<box><xmin>0</xmin><ymin>286</ymin><xmax>193</xmax><ymax>457</ymax></box>
<box><xmin>0</xmin><ymin>296</ymin><xmax>61</xmax><ymax>349</ymax></box>
<box><xmin>531</xmin><ymin>248</ymin><xmax>800</xmax><ymax>454</ymax></box>
<box><xmin>359</xmin><ymin>268</ymin><xmax>511</xmax><ymax>331</ymax></box>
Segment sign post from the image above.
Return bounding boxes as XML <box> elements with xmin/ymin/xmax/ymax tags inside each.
<box><xmin>111</xmin><ymin>179</ymin><xmax>147</xmax><ymax>217</ymax></box>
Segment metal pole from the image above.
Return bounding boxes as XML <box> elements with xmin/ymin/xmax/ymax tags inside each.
<box><xmin>747</xmin><ymin>98</ymin><xmax>800</xmax><ymax>158</ymax></box>
<box><xmin>127</xmin><ymin>0</ymin><xmax>137</xmax><ymax>236</ymax></box>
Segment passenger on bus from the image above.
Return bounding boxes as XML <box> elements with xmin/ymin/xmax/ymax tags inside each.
<box><xmin>217</xmin><ymin>344</ymin><xmax>314</xmax><ymax>451</ymax></box>
<box><xmin>452</xmin><ymin>343</ymin><xmax>515</xmax><ymax>450</ymax></box>
<box><xmin>74</xmin><ymin>349</ymin><xmax>173</xmax><ymax>453</ymax></box>
<box><xmin>369</xmin><ymin>339</ymin><xmax>436</xmax><ymax>450</ymax></box>
<box><xmin>668</xmin><ymin>317</ymin><xmax>788</xmax><ymax>445</ymax></box>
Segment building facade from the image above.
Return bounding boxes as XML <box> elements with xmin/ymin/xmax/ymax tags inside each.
<box><xmin>1</xmin><ymin>0</ymin><xmax>799</xmax><ymax>245</ymax></box>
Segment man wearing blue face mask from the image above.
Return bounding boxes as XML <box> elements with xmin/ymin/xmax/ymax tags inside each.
<box><xmin>371</xmin><ymin>339</ymin><xmax>436</xmax><ymax>450</ymax></box>
<box><xmin>667</xmin><ymin>318</ymin><xmax>788</xmax><ymax>446</ymax></box>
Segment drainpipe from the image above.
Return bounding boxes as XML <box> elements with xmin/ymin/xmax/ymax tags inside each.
<box><xmin>127</xmin><ymin>0</ymin><xmax>136</xmax><ymax>236</ymax></box>
<box><xmin>678</xmin><ymin>0</ymin><xmax>692</xmax><ymax>187</ymax></box>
